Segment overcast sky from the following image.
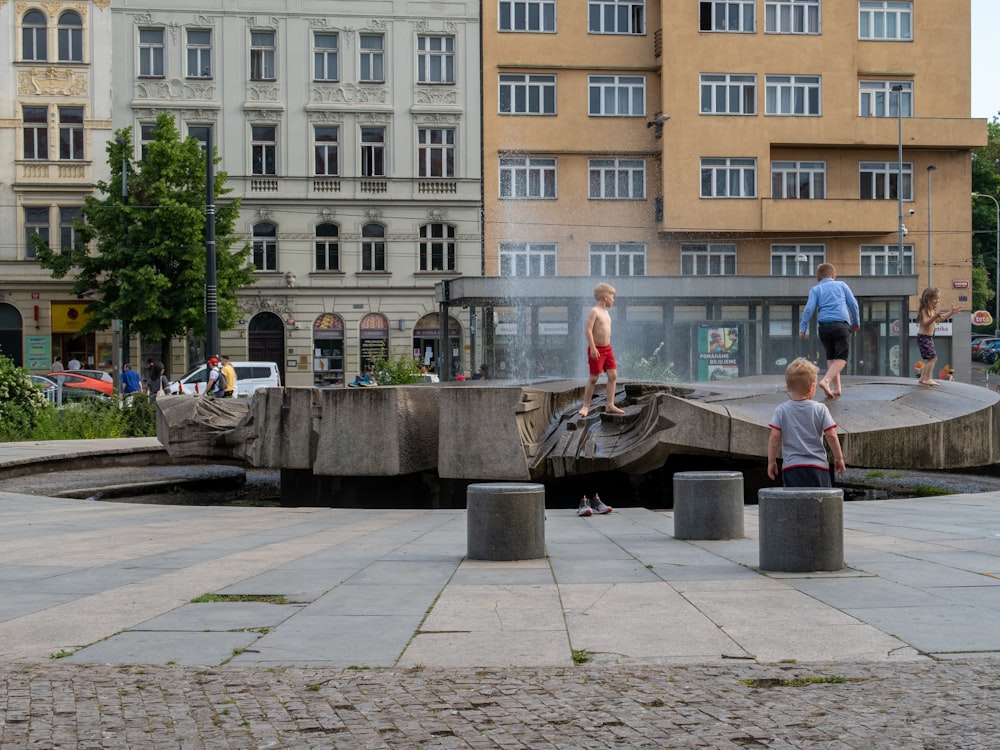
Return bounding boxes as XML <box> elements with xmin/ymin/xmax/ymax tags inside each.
<box><xmin>972</xmin><ymin>0</ymin><xmax>998</xmax><ymax>120</ymax></box>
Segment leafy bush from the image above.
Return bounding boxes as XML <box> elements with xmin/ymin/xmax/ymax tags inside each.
<box><xmin>371</xmin><ymin>356</ymin><xmax>423</xmax><ymax>385</ymax></box>
<box><xmin>0</xmin><ymin>355</ymin><xmax>50</xmax><ymax>441</ymax></box>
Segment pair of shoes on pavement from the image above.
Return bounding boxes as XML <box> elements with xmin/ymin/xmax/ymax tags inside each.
<box><xmin>577</xmin><ymin>493</ymin><xmax>613</xmax><ymax>517</ymax></box>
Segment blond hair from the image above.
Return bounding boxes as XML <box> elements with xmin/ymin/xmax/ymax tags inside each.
<box><xmin>593</xmin><ymin>282</ymin><xmax>616</xmax><ymax>300</ymax></box>
<box><xmin>918</xmin><ymin>287</ymin><xmax>940</xmax><ymax>318</ymax></box>
<box><xmin>785</xmin><ymin>357</ymin><xmax>819</xmax><ymax>394</ymax></box>
<box><xmin>816</xmin><ymin>263</ymin><xmax>836</xmax><ymax>280</ymax></box>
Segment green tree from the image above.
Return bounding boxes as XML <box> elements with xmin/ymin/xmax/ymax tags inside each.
<box><xmin>972</xmin><ymin>118</ymin><xmax>1000</xmax><ymax>323</ymax></box>
<box><xmin>34</xmin><ymin>112</ymin><xmax>255</xmax><ymax>360</ymax></box>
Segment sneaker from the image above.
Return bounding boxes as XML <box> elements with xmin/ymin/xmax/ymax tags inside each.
<box><xmin>592</xmin><ymin>494</ymin><xmax>613</xmax><ymax>514</ymax></box>
<box><xmin>577</xmin><ymin>496</ymin><xmax>593</xmax><ymax>517</ymax></box>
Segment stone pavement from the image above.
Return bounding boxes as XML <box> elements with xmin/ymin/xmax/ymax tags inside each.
<box><xmin>1</xmin><ymin>439</ymin><xmax>1000</xmax><ymax>748</ymax></box>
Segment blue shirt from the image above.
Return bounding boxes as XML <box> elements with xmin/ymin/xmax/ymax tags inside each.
<box><xmin>800</xmin><ymin>278</ymin><xmax>860</xmax><ymax>334</ymax></box>
<box><xmin>122</xmin><ymin>368</ymin><xmax>142</xmax><ymax>394</ymax></box>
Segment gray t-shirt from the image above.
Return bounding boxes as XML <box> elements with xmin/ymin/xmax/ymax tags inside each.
<box><xmin>769</xmin><ymin>398</ymin><xmax>837</xmax><ymax>470</ymax></box>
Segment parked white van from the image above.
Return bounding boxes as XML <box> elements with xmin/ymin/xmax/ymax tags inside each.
<box><xmin>167</xmin><ymin>361</ymin><xmax>281</xmax><ymax>396</ymax></box>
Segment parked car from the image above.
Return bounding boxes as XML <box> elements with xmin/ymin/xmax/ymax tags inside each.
<box><xmin>31</xmin><ymin>374</ymin><xmax>110</xmax><ymax>406</ymax></box>
<box><xmin>73</xmin><ymin>369</ymin><xmax>114</xmax><ymax>383</ymax></box>
<box><xmin>971</xmin><ymin>337</ymin><xmax>1000</xmax><ymax>360</ymax></box>
<box><xmin>980</xmin><ymin>341</ymin><xmax>1000</xmax><ymax>365</ymax></box>
<box><xmin>167</xmin><ymin>361</ymin><xmax>281</xmax><ymax>396</ymax></box>
<box><xmin>30</xmin><ymin>374</ymin><xmax>60</xmax><ymax>402</ymax></box>
<box><xmin>46</xmin><ymin>371</ymin><xmax>115</xmax><ymax>396</ymax></box>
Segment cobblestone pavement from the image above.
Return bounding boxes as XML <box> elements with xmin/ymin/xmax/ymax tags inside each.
<box><xmin>3</xmin><ymin>660</ymin><xmax>999</xmax><ymax>749</ymax></box>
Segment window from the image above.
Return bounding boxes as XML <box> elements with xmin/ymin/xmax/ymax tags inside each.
<box><xmin>700</xmin><ymin>1</ymin><xmax>755</xmax><ymax>32</ymax></box>
<box><xmin>188</xmin><ymin>124</ymin><xmax>212</xmax><ymax>150</ymax></box>
<box><xmin>359</xmin><ymin>34</ymin><xmax>384</xmax><ymax>83</ymax></box>
<box><xmin>499</xmin><ymin>74</ymin><xmax>556</xmax><ymax>115</ymax></box>
<box><xmin>765</xmin><ymin>75</ymin><xmax>820</xmax><ymax>115</ymax></box>
<box><xmin>250</xmin><ymin>31</ymin><xmax>276</xmax><ymax>81</ymax></box>
<box><xmin>418</xmin><ymin>36</ymin><xmax>454</xmax><ymax>84</ymax></box>
<box><xmin>187</xmin><ymin>29</ymin><xmax>212</xmax><ymax>78</ymax></box>
<box><xmin>499</xmin><ymin>0</ymin><xmax>556</xmax><ymax>32</ymax></box>
<box><xmin>139</xmin><ymin>122</ymin><xmax>157</xmax><ymax>161</ymax></box>
<box><xmin>418</xmin><ymin>128</ymin><xmax>455</xmax><ymax>178</ymax></box>
<box><xmin>589</xmin><ymin>159</ymin><xmax>645</xmax><ymax>199</ymax></box>
<box><xmin>589</xmin><ymin>0</ymin><xmax>645</xmax><ymax>34</ymax></box>
<box><xmin>138</xmin><ymin>29</ymin><xmax>164</xmax><ymax>77</ymax></box>
<box><xmin>251</xmin><ymin>125</ymin><xmax>276</xmax><ymax>175</ymax></box>
<box><xmin>314</xmin><ymin>32</ymin><xmax>338</xmax><ymax>81</ymax></box>
<box><xmin>860</xmin><ymin>244</ymin><xmax>913</xmax><ymax>275</ymax></box>
<box><xmin>700</xmin><ymin>74</ymin><xmax>756</xmax><ymax>115</ymax></box>
<box><xmin>860</xmin><ymin>161</ymin><xmax>912</xmax><ymax>200</ymax></box>
<box><xmin>590</xmin><ymin>243</ymin><xmax>646</xmax><ymax>275</ymax></box>
<box><xmin>589</xmin><ymin>75</ymin><xmax>645</xmax><ymax>116</ymax></box>
<box><xmin>60</xmin><ymin>207</ymin><xmax>83</xmax><ymax>252</ymax></box>
<box><xmin>770</xmin><ymin>244</ymin><xmax>825</xmax><ymax>275</ymax></box>
<box><xmin>499</xmin><ymin>243</ymin><xmax>557</xmax><ymax>276</ymax></box>
<box><xmin>771</xmin><ymin>161</ymin><xmax>826</xmax><ymax>198</ymax></box>
<box><xmin>860</xmin><ymin>80</ymin><xmax>912</xmax><ymax>117</ymax></box>
<box><xmin>500</xmin><ymin>157</ymin><xmax>556</xmax><ymax>199</ymax></box>
<box><xmin>59</xmin><ymin>107</ymin><xmax>84</xmax><ymax>161</ymax></box>
<box><xmin>361</xmin><ymin>223</ymin><xmax>386</xmax><ymax>271</ymax></box>
<box><xmin>252</xmin><ymin>222</ymin><xmax>277</xmax><ymax>271</ymax></box>
<box><xmin>315</xmin><ymin>223</ymin><xmax>339</xmax><ymax>271</ymax></box>
<box><xmin>23</xmin><ymin>106</ymin><xmax>48</xmax><ymax>160</ymax></box>
<box><xmin>22</xmin><ymin>10</ymin><xmax>47</xmax><ymax>62</ymax></box>
<box><xmin>57</xmin><ymin>11</ymin><xmax>82</xmax><ymax>62</ymax></box>
<box><xmin>314</xmin><ymin>126</ymin><xmax>339</xmax><ymax>176</ymax></box>
<box><xmin>681</xmin><ymin>243</ymin><xmax>737</xmax><ymax>275</ymax></box>
<box><xmin>361</xmin><ymin>127</ymin><xmax>386</xmax><ymax>177</ymax></box>
<box><xmin>419</xmin><ymin>224</ymin><xmax>456</xmax><ymax>271</ymax></box>
<box><xmin>859</xmin><ymin>1</ymin><xmax>911</xmax><ymax>40</ymax></box>
<box><xmin>700</xmin><ymin>158</ymin><xmax>756</xmax><ymax>198</ymax></box>
<box><xmin>24</xmin><ymin>207</ymin><xmax>49</xmax><ymax>260</ymax></box>
<box><xmin>765</xmin><ymin>0</ymin><xmax>820</xmax><ymax>34</ymax></box>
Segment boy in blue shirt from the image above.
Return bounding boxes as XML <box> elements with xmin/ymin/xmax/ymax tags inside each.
<box><xmin>799</xmin><ymin>263</ymin><xmax>860</xmax><ymax>399</ymax></box>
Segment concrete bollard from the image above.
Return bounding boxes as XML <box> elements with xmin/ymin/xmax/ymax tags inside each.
<box><xmin>467</xmin><ymin>483</ymin><xmax>546</xmax><ymax>561</ymax></box>
<box><xmin>672</xmin><ymin>471</ymin><xmax>745</xmax><ymax>540</ymax></box>
<box><xmin>758</xmin><ymin>487</ymin><xmax>844</xmax><ymax>572</ymax></box>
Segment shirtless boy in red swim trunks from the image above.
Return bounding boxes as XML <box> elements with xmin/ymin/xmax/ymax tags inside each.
<box><xmin>578</xmin><ymin>282</ymin><xmax>625</xmax><ymax>417</ymax></box>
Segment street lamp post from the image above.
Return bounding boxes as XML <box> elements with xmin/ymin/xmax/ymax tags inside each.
<box><xmin>926</xmin><ymin>165</ymin><xmax>937</xmax><ymax>287</ymax></box>
<box><xmin>892</xmin><ymin>85</ymin><xmax>905</xmax><ymax>275</ymax></box>
<box><xmin>973</xmin><ymin>192</ymin><xmax>1000</xmax><ymax>337</ymax></box>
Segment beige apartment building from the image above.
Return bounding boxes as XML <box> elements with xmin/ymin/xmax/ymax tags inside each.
<box><xmin>477</xmin><ymin>0</ymin><xmax>986</xmax><ymax>382</ymax></box>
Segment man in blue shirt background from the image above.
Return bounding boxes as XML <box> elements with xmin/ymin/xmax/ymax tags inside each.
<box><xmin>799</xmin><ymin>263</ymin><xmax>860</xmax><ymax>399</ymax></box>
<box><xmin>121</xmin><ymin>363</ymin><xmax>142</xmax><ymax>395</ymax></box>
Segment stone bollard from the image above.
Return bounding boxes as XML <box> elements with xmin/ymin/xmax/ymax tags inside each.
<box><xmin>672</xmin><ymin>471</ymin><xmax>745</xmax><ymax>540</ymax></box>
<box><xmin>467</xmin><ymin>483</ymin><xmax>546</xmax><ymax>561</ymax></box>
<box><xmin>758</xmin><ymin>487</ymin><xmax>844</xmax><ymax>572</ymax></box>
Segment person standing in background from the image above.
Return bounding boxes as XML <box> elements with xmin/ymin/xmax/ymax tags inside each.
<box><xmin>220</xmin><ymin>356</ymin><xmax>238</xmax><ymax>398</ymax></box>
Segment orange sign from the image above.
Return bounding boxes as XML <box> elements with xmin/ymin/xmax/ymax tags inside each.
<box><xmin>51</xmin><ymin>302</ymin><xmax>93</xmax><ymax>333</ymax></box>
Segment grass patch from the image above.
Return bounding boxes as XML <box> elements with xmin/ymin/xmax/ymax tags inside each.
<box><xmin>50</xmin><ymin>649</ymin><xmax>73</xmax><ymax>659</ymax></box>
<box><xmin>571</xmin><ymin>649</ymin><xmax>591</xmax><ymax>665</ymax></box>
<box><xmin>909</xmin><ymin>484</ymin><xmax>952</xmax><ymax>497</ymax></box>
<box><xmin>865</xmin><ymin>471</ymin><xmax>885</xmax><ymax>478</ymax></box>
<box><xmin>191</xmin><ymin>593</ymin><xmax>287</xmax><ymax>604</ymax></box>
<box><xmin>741</xmin><ymin>674</ymin><xmax>863</xmax><ymax>688</ymax></box>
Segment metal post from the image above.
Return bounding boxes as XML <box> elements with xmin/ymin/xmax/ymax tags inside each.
<box><xmin>892</xmin><ymin>85</ymin><xmax>905</xmax><ymax>275</ymax></box>
<box><xmin>116</xmin><ymin>137</ymin><xmax>131</xmax><ymax>369</ymax></box>
<box><xmin>205</xmin><ymin>127</ymin><xmax>219</xmax><ymax>359</ymax></box>
<box><xmin>926</xmin><ymin>165</ymin><xmax>936</xmax><ymax>287</ymax></box>
<box><xmin>973</xmin><ymin>193</ymin><xmax>1000</xmax><ymax>337</ymax></box>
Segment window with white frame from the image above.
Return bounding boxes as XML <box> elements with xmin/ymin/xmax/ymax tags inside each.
<box><xmin>314</xmin><ymin>32</ymin><xmax>339</xmax><ymax>81</ymax></box>
<box><xmin>359</xmin><ymin>34</ymin><xmax>385</xmax><ymax>83</ymax></box>
<box><xmin>253</xmin><ymin>222</ymin><xmax>277</xmax><ymax>271</ymax></box>
<box><xmin>700</xmin><ymin>74</ymin><xmax>756</xmax><ymax>115</ymax></box>
<box><xmin>24</xmin><ymin>207</ymin><xmax>49</xmax><ymax>259</ymax></box>
<box><xmin>499</xmin><ymin>74</ymin><xmax>556</xmax><ymax>115</ymax></box>
<box><xmin>499</xmin><ymin>157</ymin><xmax>557</xmax><ymax>199</ymax></box>
<box><xmin>765</xmin><ymin>75</ymin><xmax>821</xmax><ymax>115</ymax></box>
<box><xmin>699</xmin><ymin>1</ymin><xmax>755</xmax><ymax>32</ymax></box>
<box><xmin>860</xmin><ymin>244</ymin><xmax>913</xmax><ymax>275</ymax></box>
<box><xmin>590</xmin><ymin>243</ymin><xmax>646</xmax><ymax>275</ymax></box>
<box><xmin>589</xmin><ymin>75</ymin><xmax>645</xmax><ymax>116</ymax></box>
<box><xmin>59</xmin><ymin>107</ymin><xmax>84</xmax><ymax>160</ymax></box>
<box><xmin>499</xmin><ymin>0</ymin><xmax>556</xmax><ymax>32</ymax></box>
<box><xmin>770</xmin><ymin>244</ymin><xmax>825</xmax><ymax>275</ymax></box>
<box><xmin>314</xmin><ymin>126</ymin><xmax>339</xmax><ymax>176</ymax></box>
<box><xmin>139</xmin><ymin>122</ymin><xmax>156</xmax><ymax>161</ymax></box>
<box><xmin>765</xmin><ymin>0</ymin><xmax>820</xmax><ymax>33</ymax></box>
<box><xmin>315</xmin><ymin>223</ymin><xmax>339</xmax><ymax>271</ymax></box>
<box><xmin>418</xmin><ymin>36</ymin><xmax>454</xmax><ymax>84</ymax></box>
<box><xmin>860</xmin><ymin>80</ymin><xmax>912</xmax><ymax>117</ymax></box>
<box><xmin>23</xmin><ymin>106</ymin><xmax>48</xmax><ymax>160</ymax></box>
<box><xmin>499</xmin><ymin>243</ymin><xmax>557</xmax><ymax>276</ymax></box>
<box><xmin>57</xmin><ymin>11</ymin><xmax>82</xmax><ymax>62</ymax></box>
<box><xmin>589</xmin><ymin>159</ymin><xmax>645</xmax><ymax>199</ymax></box>
<box><xmin>418</xmin><ymin>128</ymin><xmax>455</xmax><ymax>178</ymax></box>
<box><xmin>60</xmin><ymin>207</ymin><xmax>82</xmax><ymax>252</ymax></box>
<box><xmin>361</xmin><ymin>127</ymin><xmax>386</xmax><ymax>177</ymax></box>
<box><xmin>251</xmin><ymin>125</ymin><xmax>276</xmax><ymax>175</ymax></box>
<box><xmin>186</xmin><ymin>29</ymin><xmax>212</xmax><ymax>78</ymax></box>
<box><xmin>22</xmin><ymin>10</ymin><xmax>47</xmax><ymax>62</ymax></box>
<box><xmin>589</xmin><ymin>0</ymin><xmax>645</xmax><ymax>34</ymax></box>
<box><xmin>361</xmin><ymin>223</ymin><xmax>386</xmax><ymax>271</ymax></box>
<box><xmin>859</xmin><ymin>161</ymin><xmax>912</xmax><ymax>200</ymax></box>
<box><xmin>859</xmin><ymin>1</ymin><xmax>911</xmax><ymax>40</ymax></box>
<box><xmin>250</xmin><ymin>31</ymin><xmax>276</xmax><ymax>81</ymax></box>
<box><xmin>419</xmin><ymin>224</ymin><xmax>457</xmax><ymax>271</ymax></box>
<box><xmin>701</xmin><ymin>158</ymin><xmax>756</xmax><ymax>198</ymax></box>
<box><xmin>188</xmin><ymin>125</ymin><xmax>213</xmax><ymax>153</ymax></box>
<box><xmin>771</xmin><ymin>161</ymin><xmax>826</xmax><ymax>198</ymax></box>
<box><xmin>681</xmin><ymin>243</ymin><xmax>737</xmax><ymax>275</ymax></box>
<box><xmin>139</xmin><ymin>28</ymin><xmax>165</xmax><ymax>77</ymax></box>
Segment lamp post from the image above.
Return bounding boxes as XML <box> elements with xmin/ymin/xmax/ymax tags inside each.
<box><xmin>926</xmin><ymin>165</ymin><xmax>937</xmax><ymax>287</ymax></box>
<box><xmin>973</xmin><ymin>192</ymin><xmax>1000</xmax><ymax>337</ymax></box>
<box><xmin>115</xmin><ymin>136</ymin><xmax>130</xmax><ymax>370</ymax></box>
<box><xmin>892</xmin><ymin>85</ymin><xmax>905</xmax><ymax>275</ymax></box>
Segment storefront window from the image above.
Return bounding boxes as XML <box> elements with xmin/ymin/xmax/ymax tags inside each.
<box><xmin>314</xmin><ymin>313</ymin><xmax>344</xmax><ymax>386</ymax></box>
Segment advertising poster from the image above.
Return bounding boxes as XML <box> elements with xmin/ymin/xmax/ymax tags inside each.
<box><xmin>697</xmin><ymin>325</ymin><xmax>742</xmax><ymax>381</ymax></box>
<box><xmin>25</xmin><ymin>336</ymin><xmax>51</xmax><ymax>370</ymax></box>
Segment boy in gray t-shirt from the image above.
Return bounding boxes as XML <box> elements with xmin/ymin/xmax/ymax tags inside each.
<box><xmin>767</xmin><ymin>358</ymin><xmax>846</xmax><ymax>488</ymax></box>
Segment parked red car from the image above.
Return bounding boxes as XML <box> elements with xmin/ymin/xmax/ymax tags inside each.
<box><xmin>46</xmin><ymin>371</ymin><xmax>115</xmax><ymax>396</ymax></box>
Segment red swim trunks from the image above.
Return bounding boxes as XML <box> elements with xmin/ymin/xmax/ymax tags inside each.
<box><xmin>588</xmin><ymin>344</ymin><xmax>616</xmax><ymax>375</ymax></box>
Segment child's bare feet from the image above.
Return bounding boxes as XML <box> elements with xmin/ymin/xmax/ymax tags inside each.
<box><xmin>577</xmin><ymin>406</ymin><xmax>590</xmax><ymax>417</ymax></box>
<box><xmin>818</xmin><ymin>381</ymin><xmax>835</xmax><ymax>398</ymax></box>
<box><xmin>918</xmin><ymin>379</ymin><xmax>939</xmax><ymax>386</ymax></box>
<box><xmin>605</xmin><ymin>404</ymin><xmax>626</xmax><ymax>415</ymax></box>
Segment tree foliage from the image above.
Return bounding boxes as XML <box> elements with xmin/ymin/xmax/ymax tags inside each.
<box><xmin>34</xmin><ymin>112</ymin><xmax>255</xmax><ymax>342</ymax></box>
<box><xmin>972</xmin><ymin>118</ymin><xmax>1000</xmax><ymax>317</ymax></box>
<box><xmin>0</xmin><ymin>354</ymin><xmax>50</xmax><ymax>441</ymax></box>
